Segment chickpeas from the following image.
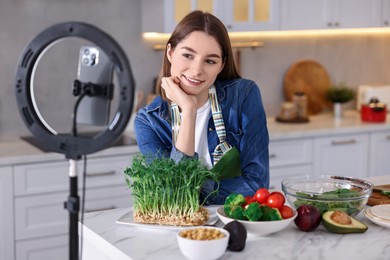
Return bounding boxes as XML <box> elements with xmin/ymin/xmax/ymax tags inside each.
<box><xmin>179</xmin><ymin>227</ymin><xmax>226</xmax><ymax>241</ymax></box>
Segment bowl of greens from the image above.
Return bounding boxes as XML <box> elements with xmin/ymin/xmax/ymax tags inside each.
<box><xmin>281</xmin><ymin>175</ymin><xmax>373</xmax><ymax>216</ymax></box>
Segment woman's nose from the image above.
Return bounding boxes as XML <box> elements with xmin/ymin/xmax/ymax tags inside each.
<box><xmin>189</xmin><ymin>60</ymin><xmax>203</xmax><ymax>75</ymax></box>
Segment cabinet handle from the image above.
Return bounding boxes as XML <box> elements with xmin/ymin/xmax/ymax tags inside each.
<box><xmin>334</xmin><ymin>22</ymin><xmax>340</xmax><ymax>27</ymax></box>
<box><xmin>386</xmin><ymin>135</ymin><xmax>390</xmax><ymax>140</ymax></box>
<box><xmin>331</xmin><ymin>139</ymin><xmax>356</xmax><ymax>145</ymax></box>
<box><xmin>327</xmin><ymin>22</ymin><xmax>333</xmax><ymax>27</ymax></box>
<box><xmin>384</xmin><ymin>20</ymin><xmax>389</xmax><ymax>26</ymax></box>
<box><xmin>269</xmin><ymin>154</ymin><xmax>276</xmax><ymax>159</ymax></box>
<box><xmin>84</xmin><ymin>205</ymin><xmax>116</xmax><ymax>213</ymax></box>
<box><xmin>86</xmin><ymin>170</ymin><xmax>116</xmax><ymax>177</ymax></box>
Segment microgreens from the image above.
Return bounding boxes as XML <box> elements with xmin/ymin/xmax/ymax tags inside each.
<box><xmin>124</xmin><ymin>154</ymin><xmax>219</xmax><ymax>218</ymax></box>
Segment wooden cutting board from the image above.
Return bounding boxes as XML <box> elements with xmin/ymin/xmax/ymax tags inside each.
<box><xmin>284</xmin><ymin>60</ymin><xmax>332</xmax><ymax>115</ymax></box>
<box><xmin>368</xmin><ymin>184</ymin><xmax>390</xmax><ymax>206</ymax></box>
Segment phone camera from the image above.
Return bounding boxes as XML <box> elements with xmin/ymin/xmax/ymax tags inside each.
<box><xmin>84</xmin><ymin>48</ymin><xmax>90</xmax><ymax>55</ymax></box>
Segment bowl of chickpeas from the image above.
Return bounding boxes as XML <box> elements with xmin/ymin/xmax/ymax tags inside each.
<box><xmin>177</xmin><ymin>227</ymin><xmax>230</xmax><ymax>260</ymax></box>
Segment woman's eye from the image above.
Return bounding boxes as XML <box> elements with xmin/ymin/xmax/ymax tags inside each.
<box><xmin>206</xmin><ymin>59</ymin><xmax>217</xmax><ymax>64</ymax></box>
<box><xmin>182</xmin><ymin>53</ymin><xmax>193</xmax><ymax>59</ymax></box>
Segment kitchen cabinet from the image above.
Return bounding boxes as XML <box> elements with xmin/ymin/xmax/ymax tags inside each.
<box><xmin>144</xmin><ymin>0</ymin><xmax>387</xmax><ymax>33</ymax></box>
<box><xmin>369</xmin><ymin>131</ymin><xmax>390</xmax><ymax>176</ymax></box>
<box><xmin>280</xmin><ymin>0</ymin><xmax>331</xmax><ymax>30</ymax></box>
<box><xmin>142</xmin><ymin>0</ymin><xmax>219</xmax><ymax>33</ymax></box>
<box><xmin>0</xmin><ymin>166</ymin><xmax>14</xmax><ymax>260</ymax></box>
<box><xmin>12</xmin><ymin>152</ymin><xmax>135</xmax><ymax>260</ymax></box>
<box><xmin>313</xmin><ymin>133</ymin><xmax>369</xmax><ymax>178</ymax></box>
<box><xmin>269</xmin><ymin>138</ymin><xmax>312</xmax><ymax>189</ymax></box>
<box><xmin>142</xmin><ymin>0</ymin><xmax>279</xmax><ymax>32</ymax></box>
<box><xmin>280</xmin><ymin>0</ymin><xmax>381</xmax><ymax>30</ymax></box>
<box><xmin>382</xmin><ymin>0</ymin><xmax>390</xmax><ymax>26</ymax></box>
<box><xmin>221</xmin><ymin>0</ymin><xmax>280</xmax><ymax>31</ymax></box>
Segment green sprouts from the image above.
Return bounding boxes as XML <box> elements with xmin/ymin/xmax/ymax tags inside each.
<box><xmin>124</xmin><ymin>154</ymin><xmax>219</xmax><ymax>217</ymax></box>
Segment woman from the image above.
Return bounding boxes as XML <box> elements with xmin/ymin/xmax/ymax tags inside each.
<box><xmin>134</xmin><ymin>10</ymin><xmax>269</xmax><ymax>204</ymax></box>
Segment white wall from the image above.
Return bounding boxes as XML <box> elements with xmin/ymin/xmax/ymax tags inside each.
<box><xmin>1</xmin><ymin>0</ymin><xmax>390</xmax><ymax>140</ymax></box>
<box><xmin>0</xmin><ymin>0</ymin><xmax>162</xmax><ymax>140</ymax></box>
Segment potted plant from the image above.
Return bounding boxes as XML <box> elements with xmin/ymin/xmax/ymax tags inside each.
<box><xmin>326</xmin><ymin>84</ymin><xmax>355</xmax><ymax>118</ymax></box>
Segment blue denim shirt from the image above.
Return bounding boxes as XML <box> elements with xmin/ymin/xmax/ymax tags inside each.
<box><xmin>134</xmin><ymin>78</ymin><xmax>269</xmax><ymax>204</ymax></box>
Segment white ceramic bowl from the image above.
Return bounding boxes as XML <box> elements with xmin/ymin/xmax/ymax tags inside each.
<box><xmin>177</xmin><ymin>226</ymin><xmax>229</xmax><ymax>260</ymax></box>
<box><xmin>216</xmin><ymin>206</ymin><xmax>297</xmax><ymax>236</ymax></box>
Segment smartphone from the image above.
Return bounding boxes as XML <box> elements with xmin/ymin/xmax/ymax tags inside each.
<box><xmin>76</xmin><ymin>45</ymin><xmax>114</xmax><ymax>126</ymax></box>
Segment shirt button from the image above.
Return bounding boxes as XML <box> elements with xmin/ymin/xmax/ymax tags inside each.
<box><xmin>209</xmin><ymin>128</ymin><xmax>213</xmax><ymax>132</ymax></box>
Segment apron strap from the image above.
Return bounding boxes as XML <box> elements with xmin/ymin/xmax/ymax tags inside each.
<box><xmin>170</xmin><ymin>85</ymin><xmax>232</xmax><ymax>165</ymax></box>
<box><xmin>209</xmin><ymin>85</ymin><xmax>232</xmax><ymax>164</ymax></box>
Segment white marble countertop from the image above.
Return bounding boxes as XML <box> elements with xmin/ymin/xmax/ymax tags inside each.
<box><xmin>0</xmin><ymin>134</ymin><xmax>139</xmax><ymax>165</ymax></box>
<box><xmin>80</xmin><ymin>176</ymin><xmax>390</xmax><ymax>260</ymax></box>
<box><xmin>267</xmin><ymin>110</ymin><xmax>390</xmax><ymax>141</ymax></box>
<box><xmin>1</xmin><ymin>111</ymin><xmax>389</xmax><ymax>165</ymax></box>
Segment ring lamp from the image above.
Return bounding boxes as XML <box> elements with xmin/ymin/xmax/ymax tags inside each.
<box><xmin>15</xmin><ymin>22</ymin><xmax>135</xmax><ymax>160</ymax></box>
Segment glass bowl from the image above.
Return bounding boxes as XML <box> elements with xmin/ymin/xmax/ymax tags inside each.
<box><xmin>281</xmin><ymin>175</ymin><xmax>373</xmax><ymax>216</ymax></box>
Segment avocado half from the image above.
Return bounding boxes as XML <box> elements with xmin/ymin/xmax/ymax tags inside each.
<box><xmin>322</xmin><ymin>210</ymin><xmax>368</xmax><ymax>234</ymax></box>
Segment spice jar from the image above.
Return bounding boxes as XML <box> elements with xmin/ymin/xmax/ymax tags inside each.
<box><xmin>293</xmin><ymin>92</ymin><xmax>308</xmax><ymax>119</ymax></box>
<box><xmin>278</xmin><ymin>102</ymin><xmax>297</xmax><ymax>120</ymax></box>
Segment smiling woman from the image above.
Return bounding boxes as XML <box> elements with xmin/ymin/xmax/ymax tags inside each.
<box><xmin>134</xmin><ymin>10</ymin><xmax>269</xmax><ymax>204</ymax></box>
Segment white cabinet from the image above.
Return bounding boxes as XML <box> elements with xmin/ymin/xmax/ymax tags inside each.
<box><xmin>144</xmin><ymin>0</ymin><xmax>386</xmax><ymax>33</ymax></box>
<box><xmin>369</xmin><ymin>131</ymin><xmax>390</xmax><ymax>177</ymax></box>
<box><xmin>280</xmin><ymin>0</ymin><xmax>381</xmax><ymax>30</ymax></box>
<box><xmin>313</xmin><ymin>133</ymin><xmax>369</xmax><ymax>178</ymax></box>
<box><xmin>142</xmin><ymin>0</ymin><xmax>279</xmax><ymax>32</ymax></box>
<box><xmin>12</xmin><ymin>153</ymin><xmax>135</xmax><ymax>260</ymax></box>
<box><xmin>269</xmin><ymin>138</ymin><xmax>312</xmax><ymax>189</ymax></box>
<box><xmin>382</xmin><ymin>0</ymin><xmax>390</xmax><ymax>27</ymax></box>
<box><xmin>0</xmin><ymin>166</ymin><xmax>14</xmax><ymax>260</ymax></box>
<box><xmin>15</xmin><ymin>235</ymin><xmax>67</xmax><ymax>260</ymax></box>
<box><xmin>333</xmin><ymin>0</ymin><xmax>381</xmax><ymax>29</ymax></box>
<box><xmin>280</xmin><ymin>0</ymin><xmax>332</xmax><ymax>30</ymax></box>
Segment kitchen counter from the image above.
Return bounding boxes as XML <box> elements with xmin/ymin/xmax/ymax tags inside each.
<box><xmin>0</xmin><ymin>134</ymin><xmax>139</xmax><ymax>165</ymax></box>
<box><xmin>1</xmin><ymin>111</ymin><xmax>390</xmax><ymax>165</ymax></box>
<box><xmin>267</xmin><ymin>110</ymin><xmax>390</xmax><ymax>141</ymax></box>
<box><xmin>80</xmin><ymin>176</ymin><xmax>390</xmax><ymax>260</ymax></box>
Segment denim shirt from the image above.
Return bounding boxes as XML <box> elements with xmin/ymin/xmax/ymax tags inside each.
<box><xmin>134</xmin><ymin>78</ymin><xmax>269</xmax><ymax>204</ymax></box>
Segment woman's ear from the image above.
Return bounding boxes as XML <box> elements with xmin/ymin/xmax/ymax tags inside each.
<box><xmin>166</xmin><ymin>43</ymin><xmax>173</xmax><ymax>63</ymax></box>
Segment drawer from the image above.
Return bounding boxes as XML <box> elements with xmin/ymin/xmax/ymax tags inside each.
<box><xmin>16</xmin><ymin>234</ymin><xmax>68</xmax><ymax>260</ymax></box>
<box><xmin>269</xmin><ymin>164</ymin><xmax>312</xmax><ymax>190</ymax></box>
<box><xmin>14</xmin><ymin>185</ymin><xmax>131</xmax><ymax>240</ymax></box>
<box><xmin>14</xmin><ymin>154</ymin><xmax>133</xmax><ymax>196</ymax></box>
<box><xmin>269</xmin><ymin>138</ymin><xmax>312</xmax><ymax>168</ymax></box>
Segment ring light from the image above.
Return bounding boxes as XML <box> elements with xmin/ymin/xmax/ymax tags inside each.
<box><xmin>15</xmin><ymin>22</ymin><xmax>135</xmax><ymax>160</ymax></box>
<box><xmin>15</xmin><ymin>22</ymin><xmax>135</xmax><ymax>260</ymax></box>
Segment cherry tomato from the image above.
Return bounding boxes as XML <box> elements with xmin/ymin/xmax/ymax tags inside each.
<box><xmin>254</xmin><ymin>188</ymin><xmax>270</xmax><ymax>204</ymax></box>
<box><xmin>242</xmin><ymin>196</ymin><xmax>256</xmax><ymax>208</ymax></box>
<box><xmin>245</xmin><ymin>195</ymin><xmax>256</xmax><ymax>205</ymax></box>
<box><xmin>266</xmin><ymin>191</ymin><xmax>286</xmax><ymax>209</ymax></box>
<box><xmin>280</xmin><ymin>205</ymin><xmax>294</xmax><ymax>219</ymax></box>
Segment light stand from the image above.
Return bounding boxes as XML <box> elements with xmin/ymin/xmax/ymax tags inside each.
<box><xmin>15</xmin><ymin>22</ymin><xmax>135</xmax><ymax>260</ymax></box>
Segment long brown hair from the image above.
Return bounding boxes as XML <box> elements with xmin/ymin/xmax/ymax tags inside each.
<box><xmin>156</xmin><ymin>10</ymin><xmax>240</xmax><ymax>99</ymax></box>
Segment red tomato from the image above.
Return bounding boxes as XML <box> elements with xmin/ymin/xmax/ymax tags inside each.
<box><xmin>266</xmin><ymin>192</ymin><xmax>286</xmax><ymax>209</ymax></box>
<box><xmin>280</xmin><ymin>205</ymin><xmax>294</xmax><ymax>219</ymax></box>
<box><xmin>242</xmin><ymin>196</ymin><xmax>256</xmax><ymax>208</ymax></box>
<box><xmin>254</xmin><ymin>188</ymin><xmax>270</xmax><ymax>204</ymax></box>
<box><xmin>245</xmin><ymin>196</ymin><xmax>256</xmax><ymax>205</ymax></box>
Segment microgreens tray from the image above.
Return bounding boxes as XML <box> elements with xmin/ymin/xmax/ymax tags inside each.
<box><xmin>116</xmin><ymin>205</ymin><xmax>219</xmax><ymax>230</ymax></box>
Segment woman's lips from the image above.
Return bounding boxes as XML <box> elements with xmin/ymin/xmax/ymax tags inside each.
<box><xmin>183</xmin><ymin>75</ymin><xmax>203</xmax><ymax>85</ymax></box>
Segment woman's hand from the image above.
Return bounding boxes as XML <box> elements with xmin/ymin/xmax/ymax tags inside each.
<box><xmin>161</xmin><ymin>76</ymin><xmax>197</xmax><ymax>112</ymax></box>
<box><xmin>161</xmin><ymin>76</ymin><xmax>197</xmax><ymax>156</ymax></box>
